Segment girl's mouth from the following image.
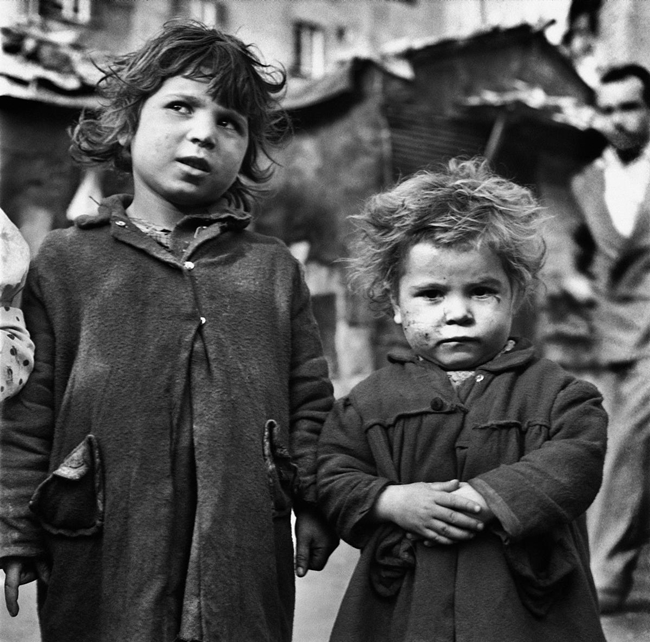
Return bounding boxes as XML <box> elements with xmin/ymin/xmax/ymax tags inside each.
<box><xmin>177</xmin><ymin>156</ymin><xmax>211</xmax><ymax>173</ymax></box>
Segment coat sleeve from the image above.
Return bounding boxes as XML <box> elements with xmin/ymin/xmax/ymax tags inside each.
<box><xmin>287</xmin><ymin>261</ymin><xmax>334</xmax><ymax>506</ymax></box>
<box><xmin>0</xmin><ymin>263</ymin><xmax>55</xmax><ymax>558</ymax></box>
<box><xmin>468</xmin><ymin>379</ymin><xmax>607</xmax><ymax>541</ymax></box>
<box><xmin>317</xmin><ymin>397</ymin><xmax>392</xmax><ymax>548</ymax></box>
<box><xmin>0</xmin><ymin>307</ymin><xmax>34</xmax><ymax>402</ymax></box>
<box><xmin>0</xmin><ymin>209</ymin><xmax>34</xmax><ymax>401</ymax></box>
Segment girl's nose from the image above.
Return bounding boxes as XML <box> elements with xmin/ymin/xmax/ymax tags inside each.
<box><xmin>443</xmin><ymin>296</ymin><xmax>473</xmax><ymax>324</ymax></box>
<box><xmin>188</xmin><ymin>115</ymin><xmax>217</xmax><ymax>150</ymax></box>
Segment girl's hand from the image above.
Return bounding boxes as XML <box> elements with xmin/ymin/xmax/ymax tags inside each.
<box><xmin>451</xmin><ymin>482</ymin><xmax>495</xmax><ymax>525</ymax></box>
<box><xmin>373</xmin><ymin>479</ymin><xmax>484</xmax><ymax>545</ymax></box>
<box><xmin>1</xmin><ymin>556</ymin><xmax>50</xmax><ymax>617</ymax></box>
<box><xmin>294</xmin><ymin>506</ymin><xmax>339</xmax><ymax>578</ymax></box>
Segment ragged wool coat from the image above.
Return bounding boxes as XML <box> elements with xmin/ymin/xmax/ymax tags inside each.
<box><xmin>317</xmin><ymin>341</ymin><xmax>607</xmax><ymax>642</ymax></box>
<box><xmin>0</xmin><ymin>195</ymin><xmax>333</xmax><ymax>642</ymax></box>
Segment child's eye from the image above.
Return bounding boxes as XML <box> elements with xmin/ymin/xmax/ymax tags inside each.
<box><xmin>217</xmin><ymin>117</ymin><xmax>238</xmax><ymax>130</ymax></box>
<box><xmin>420</xmin><ymin>289</ymin><xmax>444</xmax><ymax>301</ymax></box>
<box><xmin>217</xmin><ymin>116</ymin><xmax>246</xmax><ymax>133</ymax></box>
<box><xmin>167</xmin><ymin>101</ymin><xmax>192</xmax><ymax>115</ymax></box>
<box><xmin>472</xmin><ymin>286</ymin><xmax>497</xmax><ymax>298</ymax></box>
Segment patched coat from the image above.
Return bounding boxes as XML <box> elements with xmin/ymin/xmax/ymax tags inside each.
<box><xmin>317</xmin><ymin>341</ymin><xmax>607</xmax><ymax>642</ymax></box>
<box><xmin>0</xmin><ymin>195</ymin><xmax>333</xmax><ymax>641</ymax></box>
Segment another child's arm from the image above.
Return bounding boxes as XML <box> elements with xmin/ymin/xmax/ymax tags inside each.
<box><xmin>1</xmin><ymin>262</ymin><xmax>55</xmax><ymax>614</ymax></box>
<box><xmin>0</xmin><ymin>210</ymin><xmax>34</xmax><ymax>401</ymax></box>
<box><xmin>465</xmin><ymin>379</ymin><xmax>607</xmax><ymax>540</ymax></box>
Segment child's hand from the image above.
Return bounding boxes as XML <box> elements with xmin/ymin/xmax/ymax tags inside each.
<box><xmin>373</xmin><ymin>479</ymin><xmax>484</xmax><ymax>545</ymax></box>
<box><xmin>1</xmin><ymin>556</ymin><xmax>50</xmax><ymax>617</ymax></box>
<box><xmin>451</xmin><ymin>482</ymin><xmax>495</xmax><ymax>525</ymax></box>
<box><xmin>294</xmin><ymin>506</ymin><xmax>339</xmax><ymax>578</ymax></box>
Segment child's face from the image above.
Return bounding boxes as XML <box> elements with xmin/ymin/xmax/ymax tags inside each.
<box><xmin>391</xmin><ymin>242</ymin><xmax>518</xmax><ymax>370</ymax></box>
<box><xmin>128</xmin><ymin>75</ymin><xmax>249</xmax><ymax>212</ymax></box>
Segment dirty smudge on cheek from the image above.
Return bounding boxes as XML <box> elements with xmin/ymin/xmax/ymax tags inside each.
<box><xmin>403</xmin><ymin>319</ymin><xmax>435</xmax><ymax>346</ymax></box>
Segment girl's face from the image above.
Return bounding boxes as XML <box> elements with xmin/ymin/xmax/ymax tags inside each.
<box><xmin>391</xmin><ymin>242</ymin><xmax>519</xmax><ymax>370</ymax></box>
<box><xmin>128</xmin><ymin>75</ymin><xmax>249</xmax><ymax>213</ymax></box>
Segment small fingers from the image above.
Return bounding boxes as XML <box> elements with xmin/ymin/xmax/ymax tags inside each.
<box><xmin>437</xmin><ymin>507</ymin><xmax>484</xmax><ymax>532</ymax></box>
<box><xmin>413</xmin><ymin>520</ymin><xmax>479</xmax><ymax>546</ymax></box>
<box><xmin>4</xmin><ymin>565</ymin><xmax>20</xmax><ymax>617</ymax></box>
<box><xmin>444</xmin><ymin>494</ymin><xmax>482</xmax><ymax>515</ymax></box>
<box><xmin>421</xmin><ymin>527</ymin><xmax>459</xmax><ymax>546</ymax></box>
<box><xmin>427</xmin><ymin>480</ymin><xmax>460</xmax><ymax>493</ymax></box>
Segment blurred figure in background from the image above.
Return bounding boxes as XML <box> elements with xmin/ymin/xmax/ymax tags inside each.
<box><xmin>566</xmin><ymin>63</ymin><xmax>650</xmax><ymax>613</ymax></box>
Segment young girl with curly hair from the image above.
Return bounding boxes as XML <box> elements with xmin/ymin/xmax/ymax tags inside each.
<box><xmin>317</xmin><ymin>158</ymin><xmax>607</xmax><ymax>642</ymax></box>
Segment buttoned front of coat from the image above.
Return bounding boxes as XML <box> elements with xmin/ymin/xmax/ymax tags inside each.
<box><xmin>317</xmin><ymin>342</ymin><xmax>607</xmax><ymax>642</ymax></box>
<box><xmin>0</xmin><ymin>195</ymin><xmax>333</xmax><ymax>642</ymax></box>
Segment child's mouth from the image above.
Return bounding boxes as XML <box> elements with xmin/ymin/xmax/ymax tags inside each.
<box><xmin>177</xmin><ymin>157</ymin><xmax>211</xmax><ymax>173</ymax></box>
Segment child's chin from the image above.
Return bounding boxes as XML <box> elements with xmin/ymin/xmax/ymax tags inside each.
<box><xmin>427</xmin><ymin>352</ymin><xmax>483</xmax><ymax>371</ymax></box>
<box><xmin>416</xmin><ymin>353</ymin><xmax>474</xmax><ymax>370</ymax></box>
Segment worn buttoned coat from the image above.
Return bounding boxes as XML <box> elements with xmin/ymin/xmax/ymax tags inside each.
<box><xmin>0</xmin><ymin>195</ymin><xmax>333</xmax><ymax>641</ymax></box>
<box><xmin>317</xmin><ymin>342</ymin><xmax>607</xmax><ymax>642</ymax></box>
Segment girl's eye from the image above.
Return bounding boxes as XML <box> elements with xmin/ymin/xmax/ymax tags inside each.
<box><xmin>168</xmin><ymin>102</ymin><xmax>191</xmax><ymax>114</ymax></box>
<box><xmin>421</xmin><ymin>289</ymin><xmax>444</xmax><ymax>300</ymax></box>
<box><xmin>218</xmin><ymin>116</ymin><xmax>246</xmax><ymax>133</ymax></box>
<box><xmin>472</xmin><ymin>287</ymin><xmax>496</xmax><ymax>298</ymax></box>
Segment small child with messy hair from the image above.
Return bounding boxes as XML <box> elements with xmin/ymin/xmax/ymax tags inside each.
<box><xmin>317</xmin><ymin>158</ymin><xmax>607</xmax><ymax>642</ymax></box>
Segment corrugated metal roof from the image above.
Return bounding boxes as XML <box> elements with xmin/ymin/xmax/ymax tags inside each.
<box><xmin>0</xmin><ymin>74</ymin><xmax>98</xmax><ymax>107</ymax></box>
<box><xmin>0</xmin><ymin>22</ymin><xmax>101</xmax><ymax>107</ymax></box>
<box><xmin>385</xmin><ymin>103</ymin><xmax>489</xmax><ymax>178</ymax></box>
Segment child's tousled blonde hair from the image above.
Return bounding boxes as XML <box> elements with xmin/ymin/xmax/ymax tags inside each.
<box><xmin>349</xmin><ymin>157</ymin><xmax>546</xmax><ymax>316</ymax></box>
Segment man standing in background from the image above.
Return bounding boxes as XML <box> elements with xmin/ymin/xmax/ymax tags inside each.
<box><xmin>567</xmin><ymin>63</ymin><xmax>650</xmax><ymax>613</ymax></box>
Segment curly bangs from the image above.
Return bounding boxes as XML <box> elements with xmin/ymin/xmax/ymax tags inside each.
<box><xmin>70</xmin><ymin>20</ymin><xmax>288</xmax><ymax>209</ymax></box>
<box><xmin>349</xmin><ymin>157</ymin><xmax>547</xmax><ymax>316</ymax></box>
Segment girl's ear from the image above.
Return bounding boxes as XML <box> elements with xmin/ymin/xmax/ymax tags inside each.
<box><xmin>117</xmin><ymin>131</ymin><xmax>131</xmax><ymax>148</ymax></box>
<box><xmin>390</xmin><ymin>295</ymin><xmax>403</xmax><ymax>325</ymax></box>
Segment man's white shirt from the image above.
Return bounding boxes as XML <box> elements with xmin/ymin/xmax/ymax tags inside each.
<box><xmin>601</xmin><ymin>144</ymin><xmax>650</xmax><ymax>237</ymax></box>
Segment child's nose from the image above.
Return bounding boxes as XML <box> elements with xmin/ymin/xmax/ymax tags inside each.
<box><xmin>443</xmin><ymin>296</ymin><xmax>473</xmax><ymax>324</ymax></box>
<box><xmin>188</xmin><ymin>114</ymin><xmax>217</xmax><ymax>149</ymax></box>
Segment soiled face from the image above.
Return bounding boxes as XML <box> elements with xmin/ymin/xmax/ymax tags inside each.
<box><xmin>391</xmin><ymin>242</ymin><xmax>518</xmax><ymax>370</ymax></box>
<box><xmin>128</xmin><ymin>75</ymin><xmax>249</xmax><ymax>213</ymax></box>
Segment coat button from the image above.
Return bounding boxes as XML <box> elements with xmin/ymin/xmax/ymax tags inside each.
<box><xmin>184</xmin><ymin>261</ymin><xmax>195</xmax><ymax>270</ymax></box>
<box><xmin>430</xmin><ymin>397</ymin><xmax>444</xmax><ymax>411</ymax></box>
<box><xmin>475</xmin><ymin>374</ymin><xmax>485</xmax><ymax>382</ymax></box>
<box><xmin>200</xmin><ymin>316</ymin><xmax>206</xmax><ymax>325</ymax></box>
<box><xmin>115</xmin><ymin>220</ymin><xmax>126</xmax><ymax>227</ymax></box>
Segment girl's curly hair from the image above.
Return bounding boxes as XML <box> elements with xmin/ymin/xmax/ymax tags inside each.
<box><xmin>70</xmin><ymin>20</ymin><xmax>288</xmax><ymax>210</ymax></box>
<box><xmin>349</xmin><ymin>157</ymin><xmax>547</xmax><ymax>316</ymax></box>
